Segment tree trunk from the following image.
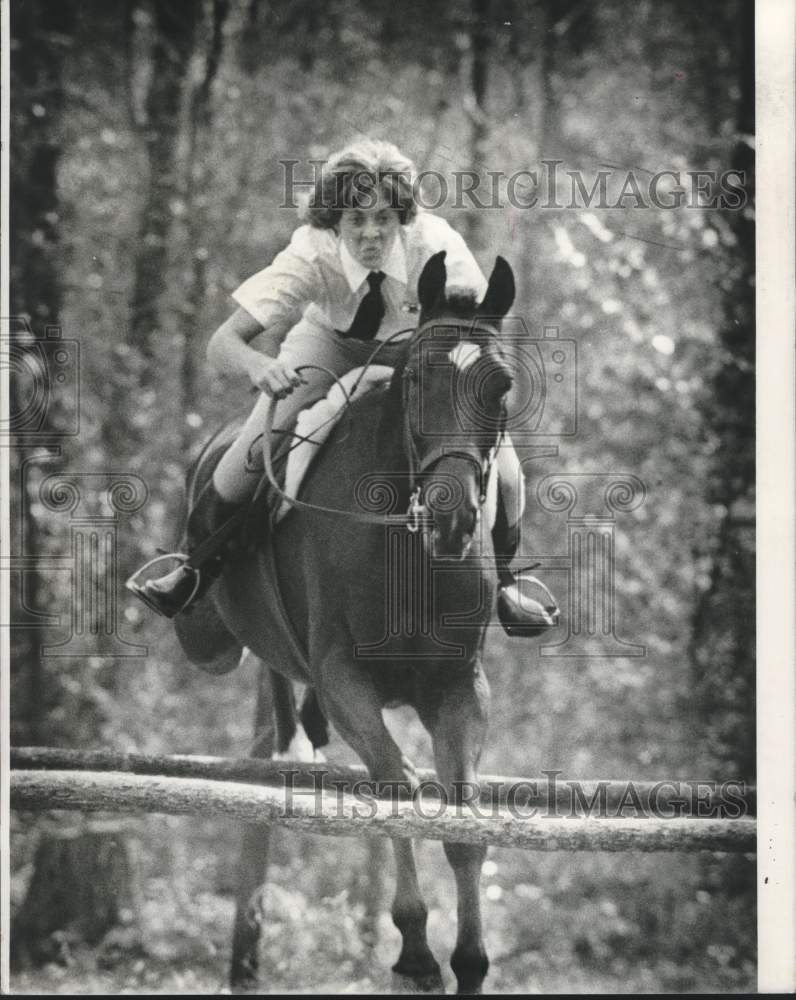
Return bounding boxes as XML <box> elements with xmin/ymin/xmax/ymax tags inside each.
<box><xmin>11</xmin><ymin>823</ymin><xmax>138</xmax><ymax>967</ymax></box>
<box><xmin>688</xmin><ymin>0</ymin><xmax>755</xmax><ymax>780</ymax></box>
<box><xmin>462</xmin><ymin>0</ymin><xmax>490</xmax><ymax>247</ymax></box>
<box><xmin>229</xmin><ymin>656</ymin><xmax>276</xmax><ymax>991</ymax></box>
<box><xmin>128</xmin><ymin>0</ymin><xmax>199</xmax><ymax>371</ymax></box>
<box><xmin>179</xmin><ymin>0</ymin><xmax>230</xmax><ymax>453</ymax></box>
<box><xmin>9</xmin><ymin>0</ymin><xmax>75</xmax><ymax>744</ymax></box>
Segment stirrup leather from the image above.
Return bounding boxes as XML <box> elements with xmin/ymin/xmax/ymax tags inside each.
<box><xmin>125</xmin><ymin>552</ymin><xmax>202</xmax><ymax>619</ymax></box>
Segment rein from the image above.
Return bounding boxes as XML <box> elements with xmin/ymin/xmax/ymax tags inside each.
<box><xmin>259</xmin><ymin>320</ymin><xmax>506</xmax><ymax>532</ymax></box>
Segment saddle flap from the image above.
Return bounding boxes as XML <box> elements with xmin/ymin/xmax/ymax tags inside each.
<box><xmin>271</xmin><ymin>365</ymin><xmax>394</xmax><ymax>524</ymax></box>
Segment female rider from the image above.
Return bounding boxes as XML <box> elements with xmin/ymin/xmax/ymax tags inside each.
<box><xmin>128</xmin><ymin>139</ymin><xmax>558</xmax><ymax>634</ymax></box>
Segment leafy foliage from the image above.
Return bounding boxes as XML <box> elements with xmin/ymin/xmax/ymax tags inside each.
<box><xmin>10</xmin><ymin>0</ymin><xmax>755</xmax><ymax>992</ymax></box>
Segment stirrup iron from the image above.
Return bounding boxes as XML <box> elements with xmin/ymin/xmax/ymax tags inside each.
<box><xmin>497</xmin><ymin>569</ymin><xmax>561</xmax><ymax>638</ymax></box>
<box><xmin>125</xmin><ymin>552</ymin><xmax>203</xmax><ymax>619</ymax></box>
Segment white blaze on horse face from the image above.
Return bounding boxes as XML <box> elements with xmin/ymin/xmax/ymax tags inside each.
<box><xmin>448</xmin><ymin>342</ymin><xmax>481</xmax><ymax>371</ymax></box>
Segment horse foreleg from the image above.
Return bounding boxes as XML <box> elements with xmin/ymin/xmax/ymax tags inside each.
<box><xmin>425</xmin><ymin>668</ymin><xmax>491</xmax><ymax>995</ymax></box>
<box><xmin>442</xmin><ymin>843</ymin><xmax>488</xmax><ymax>995</ymax></box>
<box><xmin>389</xmin><ymin>837</ymin><xmax>443</xmax><ymax>991</ymax></box>
<box><xmin>316</xmin><ymin>651</ymin><xmax>442</xmax><ymax>992</ymax></box>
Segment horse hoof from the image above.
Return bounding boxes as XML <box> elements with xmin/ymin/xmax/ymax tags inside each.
<box><xmin>391</xmin><ymin>967</ymin><xmax>445</xmax><ymax>994</ymax></box>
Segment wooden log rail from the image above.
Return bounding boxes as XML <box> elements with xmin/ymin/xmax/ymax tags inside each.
<box><xmin>10</xmin><ymin>751</ymin><xmax>756</xmax><ymax>854</ymax></box>
<box><xmin>10</xmin><ymin>747</ymin><xmax>756</xmax><ymax>817</ymax></box>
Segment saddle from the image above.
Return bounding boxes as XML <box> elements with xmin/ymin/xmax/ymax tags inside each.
<box><xmin>254</xmin><ymin>365</ymin><xmax>394</xmax><ymax>531</ymax></box>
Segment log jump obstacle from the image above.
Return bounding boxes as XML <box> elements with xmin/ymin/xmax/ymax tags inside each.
<box><xmin>10</xmin><ymin>748</ymin><xmax>756</xmax><ymax>854</ymax></box>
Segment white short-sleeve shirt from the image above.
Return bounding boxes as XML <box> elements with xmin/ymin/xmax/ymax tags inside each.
<box><xmin>232</xmin><ymin>211</ymin><xmax>488</xmax><ymax>342</ymax></box>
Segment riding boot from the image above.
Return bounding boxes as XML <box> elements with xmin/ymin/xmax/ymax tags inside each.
<box><xmin>492</xmin><ymin>503</ymin><xmax>560</xmax><ymax>637</ymax></box>
<box><xmin>127</xmin><ymin>481</ymin><xmax>243</xmax><ymax>619</ymax></box>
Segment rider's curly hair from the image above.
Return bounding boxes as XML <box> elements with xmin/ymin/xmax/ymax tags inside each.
<box><xmin>302</xmin><ymin>139</ymin><xmax>419</xmax><ymax>230</ymax></box>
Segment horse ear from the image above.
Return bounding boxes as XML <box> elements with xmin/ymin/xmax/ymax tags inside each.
<box><xmin>418</xmin><ymin>250</ymin><xmax>447</xmax><ymax>313</ymax></box>
<box><xmin>478</xmin><ymin>256</ymin><xmax>515</xmax><ymax>319</ymax></box>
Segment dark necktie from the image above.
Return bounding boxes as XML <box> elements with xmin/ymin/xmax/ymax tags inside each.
<box><xmin>340</xmin><ymin>271</ymin><xmax>386</xmax><ymax>340</ymax></box>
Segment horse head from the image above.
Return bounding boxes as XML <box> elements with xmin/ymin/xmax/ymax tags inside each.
<box><xmin>399</xmin><ymin>251</ymin><xmax>516</xmax><ymax>559</ymax></box>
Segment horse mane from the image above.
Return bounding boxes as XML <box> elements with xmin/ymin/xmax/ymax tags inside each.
<box><xmin>442</xmin><ymin>289</ymin><xmax>480</xmax><ymax>316</ymax></box>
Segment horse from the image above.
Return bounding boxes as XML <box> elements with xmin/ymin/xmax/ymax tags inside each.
<box><xmin>180</xmin><ymin>250</ymin><xmax>518</xmax><ymax>994</ymax></box>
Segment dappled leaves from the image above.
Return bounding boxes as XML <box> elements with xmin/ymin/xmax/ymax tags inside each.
<box><xmin>10</xmin><ymin>0</ymin><xmax>754</xmax><ymax>991</ymax></box>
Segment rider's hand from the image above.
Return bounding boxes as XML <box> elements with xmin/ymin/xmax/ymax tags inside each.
<box><xmin>248</xmin><ymin>355</ymin><xmax>304</xmax><ymax>400</ymax></box>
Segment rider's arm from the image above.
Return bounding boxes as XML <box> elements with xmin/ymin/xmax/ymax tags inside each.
<box><xmin>206</xmin><ymin>307</ymin><xmax>303</xmax><ymax>399</ymax></box>
<box><xmin>209</xmin><ymin>226</ymin><xmax>327</xmax><ymax>399</ymax></box>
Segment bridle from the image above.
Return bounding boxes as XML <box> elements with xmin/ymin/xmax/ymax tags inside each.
<box><xmin>260</xmin><ymin>318</ymin><xmax>508</xmax><ymax>533</ymax></box>
<box><xmin>400</xmin><ymin>322</ymin><xmax>508</xmax><ymax>532</ymax></box>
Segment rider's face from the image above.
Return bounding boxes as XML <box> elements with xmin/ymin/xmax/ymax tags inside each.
<box><xmin>338</xmin><ymin>191</ymin><xmax>401</xmax><ymax>271</ymax></box>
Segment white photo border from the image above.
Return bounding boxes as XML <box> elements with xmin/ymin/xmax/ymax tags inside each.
<box><xmin>0</xmin><ymin>0</ymin><xmax>794</xmax><ymax>993</ymax></box>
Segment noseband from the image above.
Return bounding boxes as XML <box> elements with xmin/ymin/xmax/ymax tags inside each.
<box><xmin>261</xmin><ymin>319</ymin><xmax>508</xmax><ymax>532</ymax></box>
<box><xmin>404</xmin><ymin>440</ymin><xmax>501</xmax><ymax>535</ymax></box>
<box><xmin>400</xmin><ymin>323</ymin><xmax>507</xmax><ymax>533</ymax></box>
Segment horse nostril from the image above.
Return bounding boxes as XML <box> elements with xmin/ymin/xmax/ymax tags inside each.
<box><xmin>439</xmin><ymin>506</ymin><xmax>477</xmax><ymax>556</ymax></box>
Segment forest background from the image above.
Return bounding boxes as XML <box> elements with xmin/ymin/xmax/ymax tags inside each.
<box><xmin>8</xmin><ymin>0</ymin><xmax>755</xmax><ymax>993</ymax></box>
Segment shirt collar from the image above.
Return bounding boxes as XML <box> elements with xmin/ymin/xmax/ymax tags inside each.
<box><xmin>339</xmin><ymin>233</ymin><xmax>407</xmax><ymax>292</ymax></box>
